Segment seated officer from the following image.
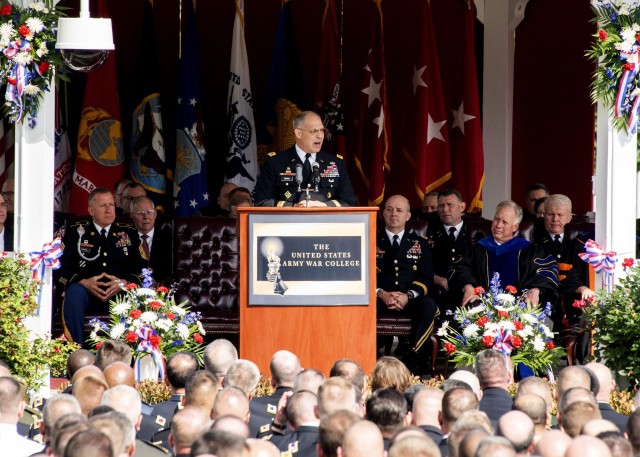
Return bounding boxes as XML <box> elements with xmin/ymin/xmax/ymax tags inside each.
<box><xmin>56</xmin><ymin>188</ymin><xmax>148</xmax><ymax>345</ymax></box>
<box><xmin>253</xmin><ymin>111</ymin><xmax>357</xmax><ymax>207</ymax></box>
<box><xmin>376</xmin><ymin>194</ymin><xmax>439</xmax><ymax>375</ymax></box>
<box><xmin>450</xmin><ymin>200</ymin><xmax>558</xmax><ymax>308</ymax></box>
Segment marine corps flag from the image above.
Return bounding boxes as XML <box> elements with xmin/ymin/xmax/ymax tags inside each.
<box><xmin>258</xmin><ymin>0</ymin><xmax>305</xmax><ymax>157</ymax></box>
<box><xmin>354</xmin><ymin>0</ymin><xmax>390</xmax><ymax>207</ymax></box>
<box><xmin>313</xmin><ymin>0</ymin><xmax>345</xmax><ymax>156</ymax></box>
<box><xmin>448</xmin><ymin>0</ymin><xmax>484</xmax><ymax>212</ymax></box>
<box><xmin>173</xmin><ymin>0</ymin><xmax>208</xmax><ymax>216</ymax></box>
<box><xmin>130</xmin><ymin>0</ymin><xmax>167</xmax><ymax>203</ymax></box>
<box><xmin>226</xmin><ymin>0</ymin><xmax>259</xmax><ymax>191</ymax></box>
<box><xmin>68</xmin><ymin>0</ymin><xmax>123</xmax><ymax>215</ymax></box>
<box><xmin>403</xmin><ymin>0</ymin><xmax>450</xmax><ymax>200</ymax></box>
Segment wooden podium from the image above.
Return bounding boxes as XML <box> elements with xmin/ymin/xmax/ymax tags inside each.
<box><xmin>237</xmin><ymin>206</ymin><xmax>377</xmax><ymax>376</ymax></box>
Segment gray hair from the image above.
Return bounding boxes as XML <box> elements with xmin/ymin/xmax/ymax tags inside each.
<box><xmin>495</xmin><ymin>200</ymin><xmax>523</xmax><ymax>225</ymax></box>
<box><xmin>545</xmin><ymin>194</ymin><xmax>572</xmax><ymax>212</ymax></box>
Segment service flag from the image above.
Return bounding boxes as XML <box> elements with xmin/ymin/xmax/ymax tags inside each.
<box><xmin>448</xmin><ymin>0</ymin><xmax>484</xmax><ymax>212</ymax></box>
<box><xmin>354</xmin><ymin>0</ymin><xmax>390</xmax><ymax>207</ymax></box>
<box><xmin>173</xmin><ymin>0</ymin><xmax>208</xmax><ymax>216</ymax></box>
<box><xmin>0</xmin><ymin>119</ymin><xmax>14</xmax><ymax>191</ymax></box>
<box><xmin>403</xmin><ymin>0</ymin><xmax>451</xmax><ymax>200</ymax></box>
<box><xmin>313</xmin><ymin>0</ymin><xmax>345</xmax><ymax>155</ymax></box>
<box><xmin>226</xmin><ymin>0</ymin><xmax>259</xmax><ymax>191</ymax></box>
<box><xmin>130</xmin><ymin>0</ymin><xmax>168</xmax><ymax>203</ymax></box>
<box><xmin>68</xmin><ymin>0</ymin><xmax>124</xmax><ymax>215</ymax></box>
<box><xmin>54</xmin><ymin>116</ymin><xmax>72</xmax><ymax>212</ymax></box>
<box><xmin>258</xmin><ymin>0</ymin><xmax>305</xmax><ymax>158</ymax></box>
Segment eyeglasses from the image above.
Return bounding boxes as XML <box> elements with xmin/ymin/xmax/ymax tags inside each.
<box><xmin>123</xmin><ymin>196</ymin><xmax>137</xmax><ymax>201</ymax></box>
<box><xmin>134</xmin><ymin>209</ymin><xmax>156</xmax><ymax>217</ymax></box>
<box><xmin>0</xmin><ymin>191</ymin><xmax>13</xmax><ymax>197</ymax></box>
<box><xmin>0</xmin><ymin>203</ymin><xmax>7</xmax><ymax>209</ymax></box>
<box><xmin>298</xmin><ymin>128</ymin><xmax>328</xmax><ymax>136</ymax></box>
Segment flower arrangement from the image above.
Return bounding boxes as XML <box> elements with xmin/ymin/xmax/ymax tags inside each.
<box><xmin>0</xmin><ymin>0</ymin><xmax>66</xmax><ymax>127</ymax></box>
<box><xmin>581</xmin><ymin>259</ymin><xmax>640</xmax><ymax>389</ymax></box>
<box><xmin>0</xmin><ymin>253</ymin><xmax>79</xmax><ymax>391</ymax></box>
<box><xmin>588</xmin><ymin>0</ymin><xmax>640</xmax><ymax>134</ymax></box>
<box><xmin>88</xmin><ymin>277</ymin><xmax>206</xmax><ymax>377</ymax></box>
<box><xmin>437</xmin><ymin>273</ymin><xmax>565</xmax><ymax>374</ymax></box>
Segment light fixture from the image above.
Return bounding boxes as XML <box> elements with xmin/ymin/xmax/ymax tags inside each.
<box><xmin>55</xmin><ymin>0</ymin><xmax>115</xmax><ymax>73</ymax></box>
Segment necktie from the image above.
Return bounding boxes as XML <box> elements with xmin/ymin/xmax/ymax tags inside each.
<box><xmin>392</xmin><ymin>234</ymin><xmax>400</xmax><ymax>255</ymax></box>
<box><xmin>141</xmin><ymin>234</ymin><xmax>150</xmax><ymax>259</ymax></box>
<box><xmin>553</xmin><ymin>234</ymin><xmax>562</xmax><ymax>250</ymax></box>
<box><xmin>303</xmin><ymin>153</ymin><xmax>312</xmax><ymax>185</ymax></box>
<box><xmin>100</xmin><ymin>228</ymin><xmax>107</xmax><ymax>239</ymax></box>
<box><xmin>448</xmin><ymin>227</ymin><xmax>457</xmax><ymax>246</ymax></box>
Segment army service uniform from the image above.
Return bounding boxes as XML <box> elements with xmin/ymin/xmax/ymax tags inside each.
<box><xmin>253</xmin><ymin>147</ymin><xmax>357</xmax><ymax>207</ymax></box>
<box><xmin>56</xmin><ymin>219</ymin><xmax>148</xmax><ymax>344</ymax></box>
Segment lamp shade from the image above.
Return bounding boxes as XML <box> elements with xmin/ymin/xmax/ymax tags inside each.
<box><xmin>55</xmin><ymin>17</ymin><xmax>114</xmax><ymax>50</ymax></box>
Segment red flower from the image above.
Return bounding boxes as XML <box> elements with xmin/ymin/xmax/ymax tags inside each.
<box><xmin>18</xmin><ymin>25</ymin><xmax>30</xmax><ymax>37</ymax></box>
<box><xmin>19</xmin><ymin>259</ymin><xmax>27</xmax><ymax>265</ymax></box>
<box><xmin>0</xmin><ymin>5</ymin><xmax>11</xmax><ymax>15</ymax></box>
<box><xmin>498</xmin><ymin>311</ymin><xmax>509</xmax><ymax>318</ymax></box>
<box><xmin>149</xmin><ymin>301</ymin><xmax>162</xmax><ymax>310</ymax></box>
<box><xmin>546</xmin><ymin>341</ymin><xmax>555</xmax><ymax>350</ymax></box>
<box><xmin>126</xmin><ymin>283</ymin><xmax>138</xmax><ymax>290</ymax></box>
<box><xmin>512</xmin><ymin>336</ymin><xmax>522</xmax><ymax>348</ymax></box>
<box><xmin>95</xmin><ymin>341</ymin><xmax>102</xmax><ymax>350</ymax></box>
<box><xmin>165</xmin><ymin>312</ymin><xmax>175</xmax><ymax>320</ymax></box>
<box><xmin>149</xmin><ymin>335</ymin><xmax>160</xmax><ymax>347</ymax></box>
<box><xmin>573</xmin><ymin>299</ymin><xmax>586</xmax><ymax>309</ymax></box>
<box><xmin>6</xmin><ymin>77</ymin><xmax>15</xmax><ymax>85</ymax></box>
<box><xmin>473</xmin><ymin>286</ymin><xmax>485</xmax><ymax>295</ymax></box>
<box><xmin>157</xmin><ymin>286</ymin><xmax>169</xmax><ymax>294</ymax></box>
<box><xmin>505</xmin><ymin>285</ymin><xmax>517</xmax><ymax>294</ymax></box>
<box><xmin>624</xmin><ymin>62</ymin><xmax>635</xmax><ymax>71</ymax></box>
<box><xmin>636</xmin><ymin>32</ymin><xmax>640</xmax><ymax>43</ymax></box>
<box><xmin>130</xmin><ymin>309</ymin><xmax>142</xmax><ymax>319</ymax></box>
<box><xmin>477</xmin><ymin>316</ymin><xmax>489</xmax><ymax>326</ymax></box>
<box><xmin>514</xmin><ymin>321</ymin><xmax>523</xmax><ymax>331</ymax></box>
<box><xmin>482</xmin><ymin>336</ymin><xmax>494</xmax><ymax>347</ymax></box>
<box><xmin>444</xmin><ymin>342</ymin><xmax>456</xmax><ymax>354</ymax></box>
<box><xmin>125</xmin><ymin>331</ymin><xmax>138</xmax><ymax>343</ymax></box>
<box><xmin>38</xmin><ymin>62</ymin><xmax>49</xmax><ymax>75</ymax></box>
<box><xmin>194</xmin><ymin>333</ymin><xmax>204</xmax><ymax>344</ymax></box>
<box><xmin>623</xmin><ymin>258</ymin><xmax>634</xmax><ymax>268</ymax></box>
<box><xmin>599</xmin><ymin>29</ymin><xmax>608</xmax><ymax>41</ymax></box>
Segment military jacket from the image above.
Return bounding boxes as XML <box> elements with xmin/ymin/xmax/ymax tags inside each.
<box><xmin>253</xmin><ymin>148</ymin><xmax>357</xmax><ymax>207</ymax></box>
<box><xmin>56</xmin><ymin>219</ymin><xmax>147</xmax><ymax>289</ymax></box>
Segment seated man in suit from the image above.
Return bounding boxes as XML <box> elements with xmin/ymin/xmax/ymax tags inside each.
<box><xmin>450</xmin><ymin>200</ymin><xmax>558</xmax><ymax>307</ymax></box>
<box><xmin>376</xmin><ymin>194</ymin><xmax>439</xmax><ymax>374</ymax></box>
<box><xmin>253</xmin><ymin>110</ymin><xmax>357</xmax><ymax>208</ymax></box>
<box><xmin>131</xmin><ymin>196</ymin><xmax>173</xmax><ymax>285</ymax></box>
<box><xmin>426</xmin><ymin>188</ymin><xmax>473</xmax><ymax>313</ymax></box>
<box><xmin>411</xmin><ymin>191</ymin><xmax>438</xmax><ymax>221</ymax></box>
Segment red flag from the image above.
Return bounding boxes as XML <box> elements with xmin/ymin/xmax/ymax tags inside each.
<box><xmin>68</xmin><ymin>0</ymin><xmax>124</xmax><ymax>214</ymax></box>
<box><xmin>313</xmin><ymin>0</ymin><xmax>345</xmax><ymax>155</ymax></box>
<box><xmin>448</xmin><ymin>0</ymin><xmax>484</xmax><ymax>212</ymax></box>
<box><xmin>354</xmin><ymin>0</ymin><xmax>390</xmax><ymax>207</ymax></box>
<box><xmin>403</xmin><ymin>0</ymin><xmax>451</xmax><ymax>200</ymax></box>
<box><xmin>0</xmin><ymin>119</ymin><xmax>14</xmax><ymax>192</ymax></box>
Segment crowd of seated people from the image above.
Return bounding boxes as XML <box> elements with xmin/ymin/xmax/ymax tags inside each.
<box><xmin>1</xmin><ymin>341</ymin><xmax>637</xmax><ymax>457</ymax></box>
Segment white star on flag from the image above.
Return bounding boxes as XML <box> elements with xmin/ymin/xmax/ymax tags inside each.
<box><xmin>427</xmin><ymin>114</ymin><xmax>446</xmax><ymax>144</ymax></box>
<box><xmin>373</xmin><ymin>107</ymin><xmax>385</xmax><ymax>138</ymax></box>
<box><xmin>189</xmin><ymin>199</ymin><xmax>198</xmax><ymax>208</ymax></box>
<box><xmin>412</xmin><ymin>65</ymin><xmax>428</xmax><ymax>95</ymax></box>
<box><xmin>174</xmin><ymin>200</ymin><xmax>179</xmax><ymax>208</ymax></box>
<box><xmin>203</xmin><ymin>192</ymin><xmax>209</xmax><ymax>201</ymax></box>
<box><xmin>451</xmin><ymin>101</ymin><xmax>476</xmax><ymax>135</ymax></box>
<box><xmin>190</xmin><ymin>98</ymin><xmax>197</xmax><ymax>106</ymax></box>
<box><xmin>177</xmin><ymin>97</ymin><xmax>182</xmax><ymax>105</ymax></box>
<box><xmin>362</xmin><ymin>75</ymin><xmax>382</xmax><ymax>108</ymax></box>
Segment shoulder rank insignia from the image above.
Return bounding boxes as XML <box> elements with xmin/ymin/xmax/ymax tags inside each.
<box><xmin>268</xmin><ymin>151</ymin><xmax>276</xmax><ymax>157</ymax></box>
<box><xmin>267</xmin><ymin>404</ymin><xmax>277</xmax><ymax>414</ymax></box>
<box><xmin>155</xmin><ymin>415</ymin><xmax>166</xmax><ymax>427</ymax></box>
<box><xmin>260</xmin><ymin>424</ymin><xmax>271</xmax><ymax>433</ymax></box>
<box><xmin>336</xmin><ymin>154</ymin><xmax>344</xmax><ymax>159</ymax></box>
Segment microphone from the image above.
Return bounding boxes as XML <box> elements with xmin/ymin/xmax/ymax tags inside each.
<box><xmin>312</xmin><ymin>162</ymin><xmax>320</xmax><ymax>184</ymax></box>
<box><xmin>295</xmin><ymin>163</ymin><xmax>303</xmax><ymax>188</ymax></box>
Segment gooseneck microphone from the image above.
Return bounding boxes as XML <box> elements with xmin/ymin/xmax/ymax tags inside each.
<box><xmin>295</xmin><ymin>163</ymin><xmax>303</xmax><ymax>190</ymax></box>
<box><xmin>312</xmin><ymin>162</ymin><xmax>320</xmax><ymax>184</ymax></box>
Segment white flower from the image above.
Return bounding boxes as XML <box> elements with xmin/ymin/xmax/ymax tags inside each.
<box><xmin>171</xmin><ymin>305</ymin><xmax>187</xmax><ymax>316</ymax></box>
<box><xmin>519</xmin><ymin>325</ymin><xmax>534</xmax><ymax>338</ymax></box>
<box><xmin>136</xmin><ymin>288</ymin><xmax>156</xmax><ymax>297</ymax></box>
<box><xmin>494</xmin><ymin>304</ymin><xmax>515</xmax><ymax>313</ymax></box>
<box><xmin>467</xmin><ymin>304</ymin><xmax>485</xmax><ymax>316</ymax></box>
<box><xmin>463</xmin><ymin>323</ymin><xmax>480</xmax><ymax>337</ymax></box>
<box><xmin>0</xmin><ymin>23</ymin><xmax>14</xmax><ymax>40</ymax></box>
<box><xmin>499</xmin><ymin>321</ymin><xmax>515</xmax><ymax>331</ymax></box>
<box><xmin>25</xmin><ymin>18</ymin><xmax>44</xmax><ymax>34</ymax></box>
<box><xmin>177</xmin><ymin>323</ymin><xmax>189</xmax><ymax>340</ymax></box>
<box><xmin>140</xmin><ymin>311</ymin><xmax>157</xmax><ymax>323</ymax></box>
<box><xmin>437</xmin><ymin>320</ymin><xmax>450</xmax><ymax>336</ymax></box>
<box><xmin>13</xmin><ymin>52</ymin><xmax>33</xmax><ymax>65</ymax></box>
<box><xmin>29</xmin><ymin>1</ymin><xmax>46</xmax><ymax>11</ymax></box>
<box><xmin>533</xmin><ymin>336</ymin><xmax>546</xmax><ymax>352</ymax></box>
<box><xmin>197</xmin><ymin>321</ymin><xmax>206</xmax><ymax>335</ymax></box>
<box><xmin>522</xmin><ymin>313</ymin><xmax>537</xmax><ymax>324</ymax></box>
<box><xmin>496</xmin><ymin>293</ymin><xmax>515</xmax><ymax>304</ymax></box>
<box><xmin>540</xmin><ymin>325</ymin><xmax>554</xmax><ymax>338</ymax></box>
<box><xmin>113</xmin><ymin>302</ymin><xmax>131</xmax><ymax>316</ymax></box>
<box><xmin>36</xmin><ymin>42</ymin><xmax>48</xmax><ymax>58</ymax></box>
<box><xmin>155</xmin><ymin>319</ymin><xmax>173</xmax><ymax>332</ymax></box>
<box><xmin>92</xmin><ymin>322</ymin><xmax>101</xmax><ymax>332</ymax></box>
<box><xmin>89</xmin><ymin>331</ymin><xmax>97</xmax><ymax>340</ymax></box>
<box><xmin>110</xmin><ymin>323</ymin><xmax>126</xmax><ymax>340</ymax></box>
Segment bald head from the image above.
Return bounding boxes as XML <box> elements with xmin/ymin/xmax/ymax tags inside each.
<box><xmin>170</xmin><ymin>405</ymin><xmax>212</xmax><ymax>452</ymax></box>
<box><xmin>582</xmin><ymin>419</ymin><xmax>620</xmax><ymax>436</ymax></box>
<box><xmin>449</xmin><ymin>370</ymin><xmax>481</xmax><ymax>399</ymax></box>
<box><xmin>211</xmin><ymin>414</ymin><xmax>250</xmax><ymax>439</ymax></box>
<box><xmin>411</xmin><ymin>387</ymin><xmax>443</xmax><ymax>428</ymax></box>
<box><xmin>246</xmin><ymin>438</ymin><xmax>280</xmax><ymax>457</ymax></box>
<box><xmin>318</xmin><ymin>376</ymin><xmax>359</xmax><ymax>417</ymax></box>
<box><xmin>497</xmin><ymin>410</ymin><xmax>534</xmax><ymax>453</ymax></box>
<box><xmin>66</xmin><ymin>349</ymin><xmax>96</xmax><ymax>379</ymax></box>
<box><xmin>516</xmin><ymin>376</ymin><xmax>553</xmax><ymax>416</ymax></box>
<box><xmin>341</xmin><ymin>420</ymin><xmax>385</xmax><ymax>457</ymax></box>
<box><xmin>513</xmin><ymin>393</ymin><xmax>547</xmax><ymax>430</ymax></box>
<box><xmin>388</xmin><ymin>435</ymin><xmax>440</xmax><ymax>457</ymax></box>
<box><xmin>270</xmin><ymin>350</ymin><xmax>301</xmax><ymax>388</ymax></box>
<box><xmin>557</xmin><ymin>366</ymin><xmax>592</xmax><ymax>400</ymax></box>
<box><xmin>224</xmin><ymin>359</ymin><xmax>260</xmax><ymax>397</ymax></box>
<box><xmin>101</xmin><ymin>385</ymin><xmax>142</xmax><ymax>429</ymax></box>
<box><xmin>212</xmin><ymin>386</ymin><xmax>250</xmax><ymax>422</ymax></box>
<box><xmin>474</xmin><ymin>437</ymin><xmax>516</xmax><ymax>457</ymax></box>
<box><xmin>565</xmin><ymin>435</ymin><xmax>612</xmax><ymax>457</ymax></box>
<box><xmin>458</xmin><ymin>429</ymin><xmax>489</xmax><ymax>457</ymax></box>
<box><xmin>203</xmin><ymin>339</ymin><xmax>238</xmax><ymax>379</ymax></box>
<box><xmin>103</xmin><ymin>362</ymin><xmax>135</xmax><ymax>388</ymax></box>
<box><xmin>185</xmin><ymin>370</ymin><xmax>220</xmax><ymax>415</ymax></box>
<box><xmin>293</xmin><ymin>368</ymin><xmax>326</xmax><ymax>395</ymax></box>
<box><xmin>72</xmin><ymin>374</ymin><xmax>109</xmax><ymax>416</ymax></box>
<box><xmin>534</xmin><ymin>429</ymin><xmax>571</xmax><ymax>457</ymax></box>
<box><xmin>585</xmin><ymin>362</ymin><xmax>615</xmax><ymax>401</ymax></box>
<box><xmin>42</xmin><ymin>394</ymin><xmax>82</xmax><ymax>439</ymax></box>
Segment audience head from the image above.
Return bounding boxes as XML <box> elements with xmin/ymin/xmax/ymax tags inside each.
<box><xmin>543</xmin><ymin>194</ymin><xmax>572</xmax><ymax>235</ymax></box>
<box><xmin>224</xmin><ymin>359</ymin><xmax>260</xmax><ymax>397</ymax></box>
<box><xmin>318</xmin><ymin>409</ymin><xmax>360</xmax><ymax>457</ymax></box>
<box><xmin>166</xmin><ymin>351</ymin><xmax>199</xmax><ymax>391</ymax></box>
<box><xmin>190</xmin><ymin>429</ymin><xmax>247</xmax><ymax>457</ymax></box>
<box><xmin>293</xmin><ymin>368</ymin><xmax>326</xmax><ymax>394</ymax></box>
<box><xmin>217</xmin><ymin>182</ymin><xmax>238</xmax><ymax>212</ymax></box>
<box><xmin>103</xmin><ymin>361</ymin><xmax>135</xmax><ymax>388</ymax></box>
<box><xmin>557</xmin><ymin>366</ymin><xmax>592</xmax><ymax>400</ymax></box>
<box><xmin>496</xmin><ymin>410</ymin><xmax>534</xmax><ymax>454</ymax></box>
<box><xmin>626</xmin><ymin>408</ymin><xmax>640</xmax><ymax>455</ymax></box>
<box><xmin>203</xmin><ymin>339</ymin><xmax>238</xmax><ymax>380</ymax></box>
<box><xmin>437</xmin><ymin>188</ymin><xmax>466</xmax><ymax>227</ymax></box>
<box><xmin>383</xmin><ymin>195</ymin><xmax>412</xmax><ymax>234</ymax></box>
<box><xmin>1</xmin><ymin>177</ymin><xmax>14</xmax><ymax>212</ymax></box>
<box><xmin>565</xmin><ymin>435</ymin><xmax>612</xmax><ymax>457</ymax></box>
<box><xmin>211</xmin><ymin>414</ymin><xmax>250</xmax><ymax>439</ymax></box>
<box><xmin>41</xmin><ymin>394</ymin><xmax>82</xmax><ymax>442</ymax></box>
<box><xmin>212</xmin><ymin>386</ymin><xmax>250</xmax><ymax>422</ymax></box>
<box><xmin>422</xmin><ymin>191</ymin><xmax>439</xmax><ymax>214</ymax></box>
<box><xmin>246</xmin><ymin>438</ymin><xmax>280</xmax><ymax>457</ymax></box>
<box><xmin>535</xmin><ymin>197</ymin><xmax>547</xmax><ymax>218</ymax></box>
<box><xmin>94</xmin><ymin>340</ymin><xmax>133</xmax><ymax>371</ymax></box>
<box><xmin>559</xmin><ymin>400</ymin><xmax>601</xmax><ymax>438</ymax></box>
<box><xmin>0</xmin><ymin>376</ymin><xmax>24</xmax><ymax>424</ymax></box>
<box><xmin>101</xmin><ymin>385</ymin><xmax>143</xmax><ymax>431</ymax></box>
<box><xmin>582</xmin><ymin>419</ymin><xmax>619</xmax><ymax>436</ymax></box>
<box><xmin>131</xmin><ymin>195</ymin><xmax>157</xmax><ymax>234</ymax></box>
<box><xmin>184</xmin><ymin>370</ymin><xmax>220</xmax><ymax>415</ymax></box>
<box><xmin>365</xmin><ymin>388</ymin><xmax>408</xmax><ymax>438</ymax></box>
<box><xmin>318</xmin><ymin>376</ymin><xmax>360</xmax><ymax>417</ymax></box>
<box><xmin>441</xmin><ymin>387</ymin><xmax>480</xmax><ymax>432</ymax></box>
<box><xmin>270</xmin><ymin>350</ymin><xmax>301</xmax><ymax>388</ymax></box>
<box><xmin>458</xmin><ymin>429</ymin><xmax>489</xmax><ymax>457</ymax></box>
<box><xmin>585</xmin><ymin>361</ymin><xmax>615</xmax><ymax>401</ymax></box>
<box><xmin>66</xmin><ymin>349</ymin><xmax>95</xmax><ymax>379</ymax></box>
<box><xmin>524</xmin><ymin>183</ymin><xmax>549</xmax><ymax>215</ymax></box>
<box><xmin>534</xmin><ymin>429</ymin><xmax>572</xmax><ymax>457</ymax></box>
<box><xmin>448</xmin><ymin>370</ymin><xmax>481</xmax><ymax>399</ymax></box>
<box><xmin>513</xmin><ymin>393</ymin><xmax>547</xmax><ymax>431</ymax></box>
<box><xmin>170</xmin><ymin>405</ymin><xmax>213</xmax><ymax>454</ymax></box>
<box><xmin>475</xmin><ymin>349</ymin><xmax>511</xmax><ymax>389</ymax></box>
<box><xmin>339</xmin><ymin>420</ymin><xmax>385</xmax><ymax>457</ymax></box>
<box><xmin>121</xmin><ymin>182</ymin><xmax>146</xmax><ymax>216</ymax></box>
<box><xmin>286</xmin><ymin>390</ymin><xmax>319</xmax><ymax>428</ymax></box>
<box><xmin>89</xmin><ymin>410</ymin><xmax>135</xmax><ymax>457</ymax></box>
<box><xmin>330</xmin><ymin>358</ymin><xmax>365</xmax><ymax>395</ymax></box>
<box><xmin>447</xmin><ymin>411</ymin><xmax>494</xmax><ymax>457</ymax></box>
<box><xmin>64</xmin><ymin>427</ymin><xmax>113</xmax><ymax>457</ymax></box>
<box><xmin>599</xmin><ymin>432</ymin><xmax>634</xmax><ymax>457</ymax></box>
<box><xmin>370</xmin><ymin>356</ymin><xmax>412</xmax><ymax>393</ymax></box>
<box><xmin>516</xmin><ymin>375</ymin><xmax>553</xmax><ymax>417</ymax></box>
<box><xmin>113</xmin><ymin>178</ymin><xmax>132</xmax><ymax>209</ymax></box>
<box><xmin>473</xmin><ymin>436</ymin><xmax>516</xmax><ymax>457</ymax></box>
<box><xmin>388</xmin><ymin>435</ymin><xmax>440</xmax><ymax>457</ymax></box>
<box><xmin>72</xmin><ymin>370</ymin><xmax>110</xmax><ymax>416</ymax></box>
<box><xmin>411</xmin><ymin>387</ymin><xmax>443</xmax><ymax>428</ymax></box>
<box><xmin>492</xmin><ymin>201</ymin><xmax>522</xmax><ymax>243</ymax></box>
<box><xmin>228</xmin><ymin>192</ymin><xmax>252</xmax><ymax>217</ymax></box>
<box><xmin>49</xmin><ymin>413</ymin><xmax>91</xmax><ymax>457</ymax></box>
<box><xmin>88</xmin><ymin>187</ymin><xmax>116</xmax><ymax>227</ymax></box>
<box><xmin>558</xmin><ymin>387</ymin><xmax>597</xmax><ymax>415</ymax></box>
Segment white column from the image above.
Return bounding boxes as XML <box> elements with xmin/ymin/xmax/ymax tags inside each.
<box><xmin>481</xmin><ymin>0</ymin><xmax>528</xmax><ymax>215</ymax></box>
<box><xmin>595</xmin><ymin>101</ymin><xmax>637</xmax><ymax>285</ymax></box>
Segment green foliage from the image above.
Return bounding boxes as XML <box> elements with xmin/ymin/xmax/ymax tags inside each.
<box><xmin>0</xmin><ymin>255</ymin><xmax>78</xmax><ymax>391</ymax></box>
